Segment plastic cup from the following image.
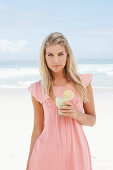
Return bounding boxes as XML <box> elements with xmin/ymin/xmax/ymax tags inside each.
<box><xmin>56</xmin><ymin>97</ymin><xmax>70</xmax><ymax>117</ymax></box>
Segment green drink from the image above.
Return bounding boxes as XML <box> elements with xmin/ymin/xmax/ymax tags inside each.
<box><xmin>56</xmin><ymin>90</ymin><xmax>74</xmax><ymax>117</ymax></box>
<box><xmin>56</xmin><ymin>97</ymin><xmax>69</xmax><ymax>117</ymax></box>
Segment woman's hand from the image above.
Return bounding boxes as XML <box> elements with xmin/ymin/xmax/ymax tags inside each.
<box><xmin>58</xmin><ymin>100</ymin><xmax>78</xmax><ymax>119</ymax></box>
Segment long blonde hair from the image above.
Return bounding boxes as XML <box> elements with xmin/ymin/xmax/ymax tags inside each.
<box><xmin>39</xmin><ymin>32</ymin><xmax>89</xmax><ymax>103</ymax></box>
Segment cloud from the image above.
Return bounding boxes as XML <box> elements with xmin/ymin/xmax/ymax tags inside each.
<box><xmin>0</xmin><ymin>4</ymin><xmax>7</xmax><ymax>10</ymax></box>
<box><xmin>0</xmin><ymin>40</ymin><xmax>27</xmax><ymax>52</ymax></box>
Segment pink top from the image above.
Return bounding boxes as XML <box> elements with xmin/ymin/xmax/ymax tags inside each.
<box><xmin>28</xmin><ymin>73</ymin><xmax>92</xmax><ymax>170</ymax></box>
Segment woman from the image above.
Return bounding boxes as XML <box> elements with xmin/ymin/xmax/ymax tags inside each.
<box><xmin>26</xmin><ymin>32</ymin><xmax>96</xmax><ymax>170</ymax></box>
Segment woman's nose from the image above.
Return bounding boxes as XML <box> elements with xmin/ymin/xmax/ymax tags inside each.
<box><xmin>54</xmin><ymin>56</ymin><xmax>59</xmax><ymax>62</ymax></box>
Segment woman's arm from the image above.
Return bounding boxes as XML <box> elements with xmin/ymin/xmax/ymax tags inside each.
<box><xmin>73</xmin><ymin>83</ymin><xmax>96</xmax><ymax>126</ymax></box>
<box><xmin>26</xmin><ymin>95</ymin><xmax>44</xmax><ymax>170</ymax></box>
<box><xmin>59</xmin><ymin>83</ymin><xmax>96</xmax><ymax>126</ymax></box>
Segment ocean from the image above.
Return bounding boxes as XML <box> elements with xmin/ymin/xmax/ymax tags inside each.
<box><xmin>0</xmin><ymin>59</ymin><xmax>113</xmax><ymax>89</ymax></box>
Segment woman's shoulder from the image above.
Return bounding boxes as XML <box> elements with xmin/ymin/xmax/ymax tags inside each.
<box><xmin>79</xmin><ymin>73</ymin><xmax>92</xmax><ymax>77</ymax></box>
<box><xmin>28</xmin><ymin>80</ymin><xmax>43</xmax><ymax>104</ymax></box>
<box><xmin>79</xmin><ymin>73</ymin><xmax>92</xmax><ymax>87</ymax></box>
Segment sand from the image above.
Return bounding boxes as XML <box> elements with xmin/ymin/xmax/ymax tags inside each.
<box><xmin>0</xmin><ymin>87</ymin><xmax>113</xmax><ymax>170</ymax></box>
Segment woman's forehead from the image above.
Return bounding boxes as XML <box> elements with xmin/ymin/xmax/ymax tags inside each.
<box><xmin>46</xmin><ymin>44</ymin><xmax>66</xmax><ymax>54</ymax></box>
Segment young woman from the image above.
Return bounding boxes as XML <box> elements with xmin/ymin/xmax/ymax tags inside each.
<box><xmin>26</xmin><ymin>32</ymin><xmax>96</xmax><ymax>170</ymax></box>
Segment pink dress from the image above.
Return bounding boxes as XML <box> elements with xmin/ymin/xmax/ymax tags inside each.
<box><xmin>28</xmin><ymin>73</ymin><xmax>92</xmax><ymax>170</ymax></box>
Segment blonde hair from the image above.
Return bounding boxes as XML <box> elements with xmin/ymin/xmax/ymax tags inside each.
<box><xmin>39</xmin><ymin>32</ymin><xmax>89</xmax><ymax>103</ymax></box>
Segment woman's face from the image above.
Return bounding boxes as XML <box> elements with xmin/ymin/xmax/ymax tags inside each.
<box><xmin>45</xmin><ymin>44</ymin><xmax>67</xmax><ymax>73</ymax></box>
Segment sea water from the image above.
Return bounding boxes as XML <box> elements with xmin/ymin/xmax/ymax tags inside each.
<box><xmin>0</xmin><ymin>59</ymin><xmax>113</xmax><ymax>98</ymax></box>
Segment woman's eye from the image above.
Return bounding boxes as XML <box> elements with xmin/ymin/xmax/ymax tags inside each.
<box><xmin>48</xmin><ymin>54</ymin><xmax>53</xmax><ymax>56</ymax></box>
<box><xmin>59</xmin><ymin>53</ymin><xmax>63</xmax><ymax>56</ymax></box>
<box><xmin>48</xmin><ymin>53</ymin><xmax>63</xmax><ymax>56</ymax></box>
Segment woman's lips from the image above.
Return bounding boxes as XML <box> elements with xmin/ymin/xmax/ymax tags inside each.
<box><xmin>53</xmin><ymin>65</ymin><xmax>60</xmax><ymax>68</ymax></box>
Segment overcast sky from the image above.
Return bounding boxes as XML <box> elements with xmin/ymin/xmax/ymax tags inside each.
<box><xmin>0</xmin><ymin>0</ymin><xmax>113</xmax><ymax>61</ymax></box>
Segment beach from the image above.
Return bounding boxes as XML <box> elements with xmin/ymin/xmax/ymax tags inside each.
<box><xmin>0</xmin><ymin>87</ymin><xmax>113</xmax><ymax>170</ymax></box>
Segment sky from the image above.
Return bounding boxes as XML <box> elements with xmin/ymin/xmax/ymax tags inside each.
<box><xmin>0</xmin><ymin>0</ymin><xmax>113</xmax><ymax>61</ymax></box>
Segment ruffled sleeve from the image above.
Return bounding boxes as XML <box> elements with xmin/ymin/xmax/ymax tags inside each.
<box><xmin>79</xmin><ymin>73</ymin><xmax>92</xmax><ymax>88</ymax></box>
<box><xmin>28</xmin><ymin>80</ymin><xmax>43</xmax><ymax>105</ymax></box>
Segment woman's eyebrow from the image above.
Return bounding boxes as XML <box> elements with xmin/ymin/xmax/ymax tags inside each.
<box><xmin>47</xmin><ymin>51</ymin><xmax>64</xmax><ymax>54</ymax></box>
